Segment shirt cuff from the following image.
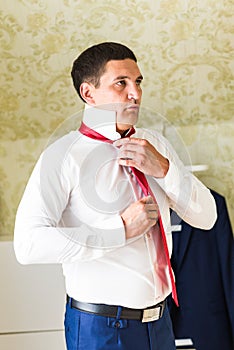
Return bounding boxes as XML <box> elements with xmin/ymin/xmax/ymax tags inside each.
<box><xmin>155</xmin><ymin>160</ymin><xmax>181</xmax><ymax>197</ymax></box>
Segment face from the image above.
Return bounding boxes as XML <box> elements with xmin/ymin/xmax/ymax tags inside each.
<box><xmin>82</xmin><ymin>59</ymin><xmax>143</xmax><ymax>133</ymax></box>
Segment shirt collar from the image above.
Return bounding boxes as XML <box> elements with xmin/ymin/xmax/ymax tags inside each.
<box><xmin>82</xmin><ymin>104</ymin><xmax>122</xmax><ymax>141</ymax></box>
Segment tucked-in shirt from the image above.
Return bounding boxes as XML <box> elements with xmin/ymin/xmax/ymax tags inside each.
<box><xmin>14</xmin><ymin>106</ymin><xmax>217</xmax><ymax>309</ymax></box>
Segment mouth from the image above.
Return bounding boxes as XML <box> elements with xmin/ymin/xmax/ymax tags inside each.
<box><xmin>124</xmin><ymin>104</ymin><xmax>140</xmax><ymax>111</ymax></box>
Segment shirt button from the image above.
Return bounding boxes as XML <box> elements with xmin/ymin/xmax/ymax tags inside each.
<box><xmin>147</xmin><ymin>232</ymin><xmax>151</xmax><ymax>239</ymax></box>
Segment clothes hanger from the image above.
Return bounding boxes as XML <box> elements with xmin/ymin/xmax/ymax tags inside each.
<box><xmin>185</xmin><ymin>164</ymin><xmax>209</xmax><ymax>172</ymax></box>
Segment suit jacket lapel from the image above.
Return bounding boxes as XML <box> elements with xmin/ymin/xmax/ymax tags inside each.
<box><xmin>175</xmin><ymin>222</ymin><xmax>193</xmax><ymax>272</ymax></box>
<box><xmin>171</xmin><ymin>211</ymin><xmax>193</xmax><ymax>273</ymax></box>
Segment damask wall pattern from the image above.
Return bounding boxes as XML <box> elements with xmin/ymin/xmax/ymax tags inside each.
<box><xmin>0</xmin><ymin>0</ymin><xmax>233</xmax><ymax>239</ymax></box>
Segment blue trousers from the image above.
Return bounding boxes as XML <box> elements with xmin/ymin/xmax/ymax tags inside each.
<box><xmin>64</xmin><ymin>300</ymin><xmax>176</xmax><ymax>350</ymax></box>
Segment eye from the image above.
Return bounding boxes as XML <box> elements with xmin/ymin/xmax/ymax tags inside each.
<box><xmin>136</xmin><ymin>79</ymin><xmax>142</xmax><ymax>86</ymax></box>
<box><xmin>116</xmin><ymin>80</ymin><xmax>126</xmax><ymax>87</ymax></box>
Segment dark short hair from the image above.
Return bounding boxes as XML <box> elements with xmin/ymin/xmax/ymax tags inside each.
<box><xmin>71</xmin><ymin>42</ymin><xmax>137</xmax><ymax>102</ymax></box>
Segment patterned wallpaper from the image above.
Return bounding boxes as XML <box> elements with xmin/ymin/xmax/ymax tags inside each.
<box><xmin>0</xmin><ymin>0</ymin><xmax>233</xmax><ymax>239</ymax></box>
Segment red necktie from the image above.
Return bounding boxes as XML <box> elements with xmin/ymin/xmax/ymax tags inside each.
<box><xmin>79</xmin><ymin>122</ymin><xmax>179</xmax><ymax>306</ymax></box>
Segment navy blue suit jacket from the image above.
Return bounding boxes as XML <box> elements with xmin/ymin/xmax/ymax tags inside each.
<box><xmin>168</xmin><ymin>190</ymin><xmax>234</xmax><ymax>350</ymax></box>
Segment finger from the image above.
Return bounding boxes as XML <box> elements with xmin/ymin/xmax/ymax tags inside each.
<box><xmin>118</xmin><ymin>143</ymin><xmax>143</xmax><ymax>154</ymax></box>
<box><xmin>148</xmin><ymin>213</ymin><xmax>158</xmax><ymax>222</ymax></box>
<box><xmin>140</xmin><ymin>196</ymin><xmax>154</xmax><ymax>204</ymax></box>
<box><xmin>113</xmin><ymin>138</ymin><xmax>131</xmax><ymax>147</ymax></box>
<box><xmin>146</xmin><ymin>203</ymin><xmax>158</xmax><ymax>212</ymax></box>
<box><xmin>113</xmin><ymin>137</ymin><xmax>146</xmax><ymax>147</ymax></box>
<box><xmin>145</xmin><ymin>209</ymin><xmax>158</xmax><ymax>224</ymax></box>
<box><xmin>118</xmin><ymin>149</ymin><xmax>135</xmax><ymax>160</ymax></box>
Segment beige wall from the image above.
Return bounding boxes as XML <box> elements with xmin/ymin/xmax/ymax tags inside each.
<box><xmin>0</xmin><ymin>0</ymin><xmax>233</xmax><ymax>239</ymax></box>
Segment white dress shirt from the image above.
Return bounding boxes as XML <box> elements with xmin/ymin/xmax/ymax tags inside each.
<box><xmin>14</xmin><ymin>106</ymin><xmax>217</xmax><ymax>309</ymax></box>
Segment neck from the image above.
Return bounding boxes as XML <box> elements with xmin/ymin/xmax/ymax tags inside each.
<box><xmin>116</xmin><ymin>123</ymin><xmax>134</xmax><ymax>136</ymax></box>
<box><xmin>119</xmin><ymin>128</ymin><xmax>132</xmax><ymax>137</ymax></box>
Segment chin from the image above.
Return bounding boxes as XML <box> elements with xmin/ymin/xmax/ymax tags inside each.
<box><xmin>117</xmin><ymin>111</ymin><xmax>138</xmax><ymax>128</ymax></box>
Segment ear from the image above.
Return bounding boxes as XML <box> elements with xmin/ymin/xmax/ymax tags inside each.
<box><xmin>80</xmin><ymin>82</ymin><xmax>95</xmax><ymax>105</ymax></box>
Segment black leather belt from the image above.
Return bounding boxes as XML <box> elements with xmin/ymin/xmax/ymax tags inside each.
<box><xmin>67</xmin><ymin>296</ymin><xmax>166</xmax><ymax>323</ymax></box>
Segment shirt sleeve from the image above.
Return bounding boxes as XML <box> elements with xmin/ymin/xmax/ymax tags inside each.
<box><xmin>14</xmin><ymin>136</ymin><xmax>126</xmax><ymax>265</ymax></box>
<box><xmin>142</xmin><ymin>129</ymin><xmax>217</xmax><ymax>230</ymax></box>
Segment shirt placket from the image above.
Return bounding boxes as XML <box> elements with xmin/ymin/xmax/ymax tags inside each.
<box><xmin>124</xmin><ymin>166</ymin><xmax>158</xmax><ymax>299</ymax></box>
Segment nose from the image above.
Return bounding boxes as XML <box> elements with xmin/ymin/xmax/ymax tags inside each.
<box><xmin>127</xmin><ymin>84</ymin><xmax>142</xmax><ymax>103</ymax></box>
<box><xmin>128</xmin><ymin>96</ymin><xmax>136</xmax><ymax>104</ymax></box>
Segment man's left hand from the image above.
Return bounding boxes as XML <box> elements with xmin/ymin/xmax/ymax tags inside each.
<box><xmin>113</xmin><ymin>137</ymin><xmax>169</xmax><ymax>178</ymax></box>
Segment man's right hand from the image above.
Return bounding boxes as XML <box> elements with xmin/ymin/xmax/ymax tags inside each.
<box><xmin>121</xmin><ymin>196</ymin><xmax>158</xmax><ymax>239</ymax></box>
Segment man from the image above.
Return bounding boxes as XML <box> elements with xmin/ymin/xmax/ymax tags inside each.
<box><xmin>14</xmin><ymin>42</ymin><xmax>217</xmax><ymax>350</ymax></box>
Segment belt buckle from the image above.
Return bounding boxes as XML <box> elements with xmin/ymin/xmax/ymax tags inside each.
<box><xmin>142</xmin><ymin>305</ymin><xmax>162</xmax><ymax>323</ymax></box>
